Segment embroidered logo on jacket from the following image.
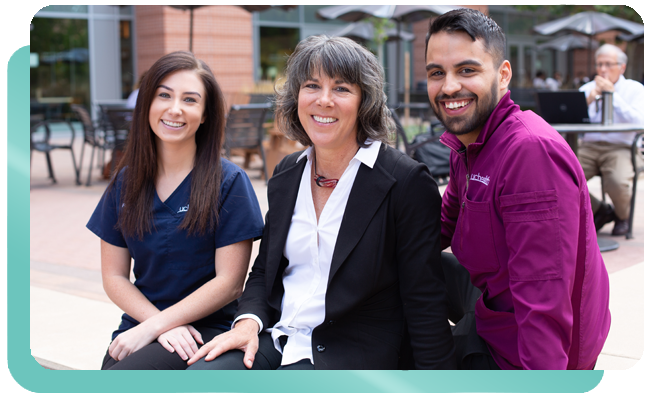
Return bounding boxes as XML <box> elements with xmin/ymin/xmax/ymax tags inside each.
<box><xmin>177</xmin><ymin>205</ymin><xmax>189</xmax><ymax>213</ymax></box>
<box><xmin>470</xmin><ymin>173</ymin><xmax>490</xmax><ymax>186</ymax></box>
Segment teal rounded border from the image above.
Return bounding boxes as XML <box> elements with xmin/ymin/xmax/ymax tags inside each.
<box><xmin>8</xmin><ymin>45</ymin><xmax>604</xmax><ymax>393</ymax></box>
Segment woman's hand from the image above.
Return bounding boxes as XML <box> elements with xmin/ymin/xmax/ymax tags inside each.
<box><xmin>157</xmin><ymin>325</ymin><xmax>204</xmax><ymax>361</ymax></box>
<box><xmin>186</xmin><ymin>318</ymin><xmax>259</xmax><ymax>368</ymax></box>
<box><xmin>108</xmin><ymin>322</ymin><xmax>158</xmax><ymax>361</ymax></box>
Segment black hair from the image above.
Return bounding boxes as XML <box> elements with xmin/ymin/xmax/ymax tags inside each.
<box><xmin>425</xmin><ymin>8</ymin><xmax>506</xmax><ymax>67</ymax></box>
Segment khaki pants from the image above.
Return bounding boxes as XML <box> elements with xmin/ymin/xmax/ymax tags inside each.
<box><xmin>578</xmin><ymin>141</ymin><xmax>643</xmax><ymax>220</ymax></box>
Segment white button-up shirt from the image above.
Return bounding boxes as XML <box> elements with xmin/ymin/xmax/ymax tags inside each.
<box><xmin>236</xmin><ymin>140</ymin><xmax>381</xmax><ymax>366</ymax></box>
<box><xmin>579</xmin><ymin>75</ymin><xmax>644</xmax><ymax>146</ymax></box>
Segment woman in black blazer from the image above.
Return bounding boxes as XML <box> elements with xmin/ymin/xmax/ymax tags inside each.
<box><xmin>188</xmin><ymin>35</ymin><xmax>455</xmax><ymax>370</ymax></box>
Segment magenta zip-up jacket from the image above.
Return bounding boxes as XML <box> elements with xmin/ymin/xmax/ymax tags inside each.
<box><xmin>440</xmin><ymin>92</ymin><xmax>611</xmax><ymax>370</ymax></box>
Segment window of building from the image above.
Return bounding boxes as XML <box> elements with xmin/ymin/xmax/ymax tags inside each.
<box><xmin>258</xmin><ymin>6</ymin><xmax>300</xmax><ymax>23</ymax></box>
<box><xmin>30</xmin><ymin>17</ymin><xmax>90</xmax><ymax>118</ymax></box>
<box><xmin>40</xmin><ymin>5</ymin><xmax>88</xmax><ymax>13</ymax></box>
<box><xmin>259</xmin><ymin>27</ymin><xmax>300</xmax><ymax>81</ymax></box>
<box><xmin>32</xmin><ymin>5</ymin><xmax>135</xmax><ymax>120</ymax></box>
<box><xmin>120</xmin><ymin>20</ymin><xmax>134</xmax><ymax>99</ymax></box>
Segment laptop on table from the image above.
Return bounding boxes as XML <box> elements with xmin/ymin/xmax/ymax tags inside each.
<box><xmin>534</xmin><ymin>90</ymin><xmax>591</xmax><ymax>124</ymax></box>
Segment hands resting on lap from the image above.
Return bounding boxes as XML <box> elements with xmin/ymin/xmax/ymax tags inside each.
<box><xmin>109</xmin><ymin>323</ymin><xmax>204</xmax><ymax>362</ymax></box>
<box><xmin>187</xmin><ymin>318</ymin><xmax>260</xmax><ymax>369</ymax></box>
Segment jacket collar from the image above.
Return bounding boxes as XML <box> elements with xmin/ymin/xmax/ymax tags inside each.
<box><xmin>440</xmin><ymin>91</ymin><xmax>520</xmax><ymax>155</ymax></box>
<box><xmin>296</xmin><ymin>140</ymin><xmax>382</xmax><ymax>169</ymax></box>
<box><xmin>265</xmin><ymin>144</ymin><xmax>396</xmax><ymax>287</ymax></box>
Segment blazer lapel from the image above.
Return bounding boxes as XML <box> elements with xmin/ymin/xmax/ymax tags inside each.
<box><xmin>328</xmin><ymin>149</ymin><xmax>396</xmax><ymax>283</ymax></box>
<box><xmin>265</xmin><ymin>155</ymin><xmax>306</xmax><ymax>293</ymax></box>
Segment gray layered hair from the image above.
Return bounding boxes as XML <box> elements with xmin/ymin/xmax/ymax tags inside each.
<box><xmin>275</xmin><ymin>35</ymin><xmax>394</xmax><ymax>147</ymax></box>
<box><xmin>596</xmin><ymin>43</ymin><xmax>627</xmax><ymax>65</ymax></box>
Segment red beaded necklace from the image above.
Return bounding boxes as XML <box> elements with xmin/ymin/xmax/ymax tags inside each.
<box><xmin>313</xmin><ymin>156</ymin><xmax>339</xmax><ymax>188</ymax></box>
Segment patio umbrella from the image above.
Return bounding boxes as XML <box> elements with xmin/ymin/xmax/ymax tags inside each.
<box><xmin>317</xmin><ymin>5</ymin><xmax>462</xmax><ymax>105</ymax></box>
<box><xmin>537</xmin><ymin>35</ymin><xmax>599</xmax><ymax>52</ymax></box>
<box><xmin>170</xmin><ymin>6</ymin><xmax>297</xmax><ymax>52</ymax></box>
<box><xmin>330</xmin><ymin>22</ymin><xmax>415</xmax><ymax>43</ymax></box>
<box><xmin>533</xmin><ymin>11</ymin><xmax>644</xmax><ymax>77</ymax></box>
<box><xmin>618</xmin><ymin>32</ymin><xmax>644</xmax><ymax>43</ymax></box>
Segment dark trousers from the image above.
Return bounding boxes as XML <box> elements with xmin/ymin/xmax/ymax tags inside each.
<box><xmin>442</xmin><ymin>252</ymin><xmax>500</xmax><ymax>370</ymax></box>
<box><xmin>187</xmin><ymin>332</ymin><xmax>314</xmax><ymax>370</ymax></box>
<box><xmin>101</xmin><ymin>326</ymin><xmax>227</xmax><ymax>370</ymax></box>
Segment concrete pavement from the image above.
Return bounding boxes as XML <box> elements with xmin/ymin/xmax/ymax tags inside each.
<box><xmin>28</xmin><ymin>137</ymin><xmax>644</xmax><ymax>370</ymax></box>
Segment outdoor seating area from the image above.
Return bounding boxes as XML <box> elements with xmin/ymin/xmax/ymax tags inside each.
<box><xmin>26</xmin><ymin>5</ymin><xmax>644</xmax><ymax>381</ymax></box>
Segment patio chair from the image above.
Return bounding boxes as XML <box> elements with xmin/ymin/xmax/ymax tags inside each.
<box><xmin>391</xmin><ymin>103</ymin><xmax>442</xmax><ymax>154</ymax></box>
<box><xmin>71</xmin><ymin>104</ymin><xmax>117</xmax><ymax>186</ymax></box>
<box><xmin>100</xmin><ymin>106</ymin><xmax>133</xmax><ymax>179</ymax></box>
<box><xmin>390</xmin><ymin>108</ymin><xmax>449</xmax><ymax>185</ymax></box>
<box><xmin>598</xmin><ymin>131</ymin><xmax>644</xmax><ymax>240</ymax></box>
<box><xmin>30</xmin><ymin>117</ymin><xmax>81</xmax><ymax>185</ymax></box>
<box><xmin>224</xmin><ymin>102</ymin><xmax>272</xmax><ymax>184</ymax></box>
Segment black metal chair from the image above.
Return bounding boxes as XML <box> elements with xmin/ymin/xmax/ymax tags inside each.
<box><xmin>391</xmin><ymin>103</ymin><xmax>442</xmax><ymax>155</ymax></box>
<box><xmin>71</xmin><ymin>104</ymin><xmax>118</xmax><ymax>186</ymax></box>
<box><xmin>30</xmin><ymin>118</ymin><xmax>81</xmax><ymax>185</ymax></box>
<box><xmin>390</xmin><ymin>107</ymin><xmax>449</xmax><ymax>186</ymax></box>
<box><xmin>598</xmin><ymin>132</ymin><xmax>644</xmax><ymax>240</ymax></box>
<box><xmin>100</xmin><ymin>106</ymin><xmax>133</xmax><ymax>179</ymax></box>
<box><xmin>224</xmin><ymin>103</ymin><xmax>272</xmax><ymax>184</ymax></box>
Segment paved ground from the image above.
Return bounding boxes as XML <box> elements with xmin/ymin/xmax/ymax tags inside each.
<box><xmin>28</xmin><ymin>136</ymin><xmax>644</xmax><ymax>370</ymax></box>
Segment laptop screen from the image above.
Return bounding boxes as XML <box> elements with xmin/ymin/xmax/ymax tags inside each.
<box><xmin>534</xmin><ymin>90</ymin><xmax>592</xmax><ymax>124</ymax></box>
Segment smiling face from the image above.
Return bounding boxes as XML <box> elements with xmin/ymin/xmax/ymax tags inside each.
<box><xmin>297</xmin><ymin>72</ymin><xmax>362</xmax><ymax>152</ymax></box>
<box><xmin>148</xmin><ymin>69</ymin><xmax>206</xmax><ymax>148</ymax></box>
<box><xmin>426</xmin><ymin>31</ymin><xmax>511</xmax><ymax>144</ymax></box>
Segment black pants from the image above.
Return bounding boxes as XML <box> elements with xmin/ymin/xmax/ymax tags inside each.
<box><xmin>101</xmin><ymin>326</ymin><xmax>227</xmax><ymax>370</ymax></box>
<box><xmin>442</xmin><ymin>252</ymin><xmax>500</xmax><ymax>370</ymax></box>
<box><xmin>187</xmin><ymin>332</ymin><xmax>314</xmax><ymax>370</ymax></box>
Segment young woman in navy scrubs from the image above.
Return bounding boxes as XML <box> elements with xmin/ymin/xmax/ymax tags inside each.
<box><xmin>87</xmin><ymin>51</ymin><xmax>264</xmax><ymax>370</ymax></box>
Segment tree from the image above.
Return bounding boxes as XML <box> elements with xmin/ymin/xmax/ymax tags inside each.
<box><xmin>362</xmin><ymin>17</ymin><xmax>396</xmax><ymax>68</ymax></box>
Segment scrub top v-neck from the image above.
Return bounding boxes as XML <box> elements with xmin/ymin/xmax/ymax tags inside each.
<box><xmin>87</xmin><ymin>159</ymin><xmax>264</xmax><ymax>340</ymax></box>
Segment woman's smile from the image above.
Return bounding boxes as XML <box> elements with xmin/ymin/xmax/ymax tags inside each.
<box><xmin>298</xmin><ymin>73</ymin><xmax>361</xmax><ymax>152</ymax></box>
<box><xmin>161</xmin><ymin>119</ymin><xmax>186</xmax><ymax>128</ymax></box>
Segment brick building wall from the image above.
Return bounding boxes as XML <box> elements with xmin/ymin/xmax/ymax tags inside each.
<box><xmin>134</xmin><ymin>5</ymin><xmax>254</xmax><ymax>95</ymax></box>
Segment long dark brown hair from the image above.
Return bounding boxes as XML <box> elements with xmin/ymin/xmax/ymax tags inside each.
<box><xmin>113</xmin><ymin>51</ymin><xmax>226</xmax><ymax>239</ymax></box>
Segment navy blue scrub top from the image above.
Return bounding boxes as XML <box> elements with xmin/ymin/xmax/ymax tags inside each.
<box><xmin>87</xmin><ymin>159</ymin><xmax>264</xmax><ymax>340</ymax></box>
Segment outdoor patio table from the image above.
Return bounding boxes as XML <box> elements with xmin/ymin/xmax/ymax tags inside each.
<box><xmin>551</xmin><ymin>123</ymin><xmax>643</xmax><ymax>155</ymax></box>
<box><xmin>551</xmin><ymin>122</ymin><xmax>644</xmax><ymax>252</ymax></box>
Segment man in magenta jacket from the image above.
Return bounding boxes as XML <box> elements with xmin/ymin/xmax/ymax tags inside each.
<box><xmin>425</xmin><ymin>9</ymin><xmax>610</xmax><ymax>369</ymax></box>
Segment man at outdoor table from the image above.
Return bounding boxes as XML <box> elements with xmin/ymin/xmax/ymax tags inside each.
<box><xmin>425</xmin><ymin>8</ymin><xmax>610</xmax><ymax>369</ymax></box>
<box><xmin>578</xmin><ymin>44</ymin><xmax>644</xmax><ymax>236</ymax></box>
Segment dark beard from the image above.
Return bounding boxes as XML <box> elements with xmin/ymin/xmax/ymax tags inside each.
<box><xmin>430</xmin><ymin>79</ymin><xmax>499</xmax><ymax>137</ymax></box>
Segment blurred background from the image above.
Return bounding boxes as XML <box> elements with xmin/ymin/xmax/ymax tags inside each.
<box><xmin>29</xmin><ymin>4</ymin><xmax>644</xmax><ymax>121</ymax></box>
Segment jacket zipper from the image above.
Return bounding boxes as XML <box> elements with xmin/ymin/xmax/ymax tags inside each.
<box><xmin>459</xmin><ymin>148</ymin><xmax>470</xmax><ymax>252</ymax></box>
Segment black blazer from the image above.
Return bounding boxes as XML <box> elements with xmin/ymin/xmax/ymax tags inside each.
<box><xmin>236</xmin><ymin>144</ymin><xmax>456</xmax><ymax>369</ymax></box>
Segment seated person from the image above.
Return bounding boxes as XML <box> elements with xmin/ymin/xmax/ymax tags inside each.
<box><xmin>186</xmin><ymin>35</ymin><xmax>456</xmax><ymax>370</ymax></box>
<box><xmin>87</xmin><ymin>51</ymin><xmax>264</xmax><ymax>370</ymax></box>
<box><xmin>579</xmin><ymin>43</ymin><xmax>644</xmax><ymax>235</ymax></box>
<box><xmin>545</xmin><ymin>71</ymin><xmax>562</xmax><ymax>91</ymax></box>
<box><xmin>533</xmin><ymin>70</ymin><xmax>547</xmax><ymax>89</ymax></box>
<box><xmin>425</xmin><ymin>8</ymin><xmax>610</xmax><ymax>370</ymax></box>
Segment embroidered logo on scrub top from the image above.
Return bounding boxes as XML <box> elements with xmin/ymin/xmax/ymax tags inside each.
<box><xmin>470</xmin><ymin>173</ymin><xmax>490</xmax><ymax>186</ymax></box>
<box><xmin>177</xmin><ymin>205</ymin><xmax>189</xmax><ymax>213</ymax></box>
